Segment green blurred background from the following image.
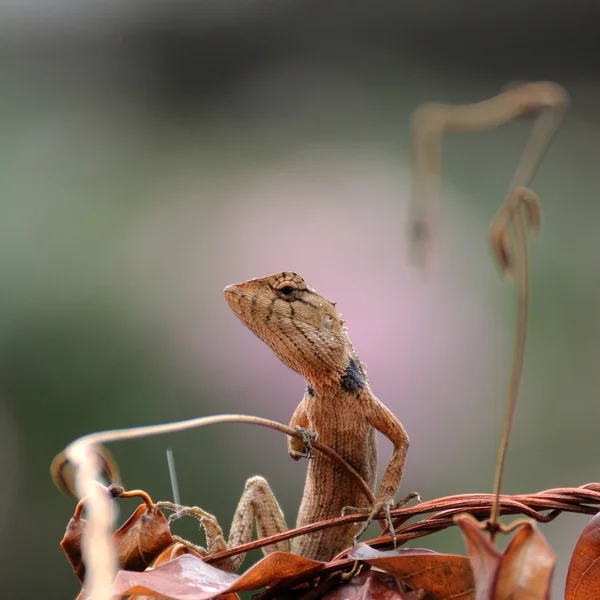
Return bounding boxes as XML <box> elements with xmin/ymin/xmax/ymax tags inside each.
<box><xmin>1</xmin><ymin>2</ymin><xmax>599</xmax><ymax>597</ymax></box>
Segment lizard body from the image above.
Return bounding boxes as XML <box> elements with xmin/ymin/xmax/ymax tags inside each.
<box><xmin>224</xmin><ymin>272</ymin><xmax>409</xmax><ymax>561</ymax></box>
<box><xmin>167</xmin><ymin>272</ymin><xmax>409</xmax><ymax>569</ymax></box>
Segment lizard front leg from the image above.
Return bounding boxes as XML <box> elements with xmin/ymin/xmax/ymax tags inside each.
<box><xmin>288</xmin><ymin>397</ymin><xmax>317</xmax><ymax>460</ymax></box>
<box><xmin>161</xmin><ymin>475</ymin><xmax>290</xmax><ymax>572</ymax></box>
<box><xmin>352</xmin><ymin>399</ymin><xmax>411</xmax><ymax>544</ymax></box>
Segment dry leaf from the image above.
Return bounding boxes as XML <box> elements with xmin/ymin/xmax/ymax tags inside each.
<box><xmin>323</xmin><ymin>571</ymin><xmax>439</xmax><ymax>600</ymax></box>
<box><xmin>565</xmin><ymin>512</ymin><xmax>600</xmax><ymax>599</ymax></box>
<box><xmin>151</xmin><ymin>542</ymin><xmax>203</xmax><ymax>568</ymax></box>
<box><xmin>495</xmin><ymin>521</ymin><xmax>554</xmax><ymax>598</ymax></box>
<box><xmin>348</xmin><ymin>544</ymin><xmax>474</xmax><ymax>599</ymax></box>
<box><xmin>353</xmin><ymin>572</ymin><xmax>436</xmax><ymax>600</ymax></box>
<box><xmin>114</xmin><ymin>503</ymin><xmax>175</xmax><ymax>572</ymax></box>
<box><xmin>61</xmin><ymin>514</ymin><xmax>87</xmax><ymax>583</ymax></box>
<box><xmin>51</xmin><ymin>443</ymin><xmax>121</xmax><ymax>498</ymax></box>
<box><xmin>115</xmin><ymin>550</ymin><xmax>324</xmax><ymax>599</ymax></box>
<box><xmin>61</xmin><ymin>501</ymin><xmax>174</xmax><ymax>582</ymax></box>
<box><xmin>457</xmin><ymin>515</ymin><xmax>501</xmax><ymax>599</ymax></box>
<box><xmin>456</xmin><ymin>514</ymin><xmax>555</xmax><ymax>599</ymax></box>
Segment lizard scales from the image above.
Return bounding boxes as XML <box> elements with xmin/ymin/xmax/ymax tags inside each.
<box><xmin>225</xmin><ymin>272</ymin><xmax>409</xmax><ymax>561</ymax></box>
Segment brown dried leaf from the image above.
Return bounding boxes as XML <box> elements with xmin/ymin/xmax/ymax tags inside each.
<box><xmin>60</xmin><ymin>514</ymin><xmax>87</xmax><ymax>583</ymax></box>
<box><xmin>114</xmin><ymin>550</ymin><xmax>324</xmax><ymax>599</ymax></box>
<box><xmin>348</xmin><ymin>544</ymin><xmax>474</xmax><ymax>600</ymax></box>
<box><xmin>51</xmin><ymin>443</ymin><xmax>121</xmax><ymax>498</ymax></box>
<box><xmin>456</xmin><ymin>514</ymin><xmax>555</xmax><ymax>599</ymax></box>
<box><xmin>565</xmin><ymin>512</ymin><xmax>600</xmax><ymax>599</ymax></box>
<box><xmin>114</xmin><ymin>503</ymin><xmax>175</xmax><ymax>572</ymax></box>
<box><xmin>61</xmin><ymin>501</ymin><xmax>174</xmax><ymax>582</ymax></box>
<box><xmin>127</xmin><ymin>547</ymin><xmax>240</xmax><ymax>600</ymax></box>
<box><xmin>115</xmin><ymin>555</ymin><xmax>238</xmax><ymax>600</ymax></box>
<box><xmin>457</xmin><ymin>514</ymin><xmax>502</xmax><ymax>599</ymax></box>
<box><xmin>322</xmin><ymin>572</ymin><xmax>388</xmax><ymax>600</ymax></box>
<box><xmin>355</xmin><ymin>572</ymin><xmax>438</xmax><ymax>600</ymax></box>
<box><xmin>495</xmin><ymin>521</ymin><xmax>554</xmax><ymax>598</ymax></box>
<box><xmin>231</xmin><ymin>550</ymin><xmax>324</xmax><ymax>589</ymax></box>
<box><xmin>152</xmin><ymin>542</ymin><xmax>202</xmax><ymax>568</ymax></box>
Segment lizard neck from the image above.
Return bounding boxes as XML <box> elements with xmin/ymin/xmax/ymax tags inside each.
<box><xmin>305</xmin><ymin>354</ymin><xmax>370</xmax><ymax>399</ymax></box>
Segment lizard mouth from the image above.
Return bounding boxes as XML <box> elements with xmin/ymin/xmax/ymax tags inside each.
<box><xmin>223</xmin><ymin>284</ymin><xmax>237</xmax><ymax>298</ymax></box>
<box><xmin>223</xmin><ymin>284</ymin><xmax>257</xmax><ymax>327</ymax></box>
<box><xmin>223</xmin><ymin>284</ymin><xmax>243</xmax><ymax>310</ymax></box>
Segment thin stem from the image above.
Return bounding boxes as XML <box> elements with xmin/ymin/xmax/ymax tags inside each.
<box><xmin>409</xmin><ymin>81</ymin><xmax>568</xmax><ymax>265</ymax></box>
<box><xmin>61</xmin><ymin>414</ymin><xmax>374</xmax><ymax>505</ymax></box>
<box><xmin>489</xmin><ymin>205</ymin><xmax>529</xmax><ymax>535</ymax></box>
<box><xmin>409</xmin><ymin>81</ymin><xmax>569</xmax><ymax>538</ymax></box>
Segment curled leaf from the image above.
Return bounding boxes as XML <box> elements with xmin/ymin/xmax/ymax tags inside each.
<box><xmin>51</xmin><ymin>443</ymin><xmax>121</xmax><ymax>498</ymax></box>
<box><xmin>456</xmin><ymin>515</ymin><xmax>500</xmax><ymax>599</ymax></box>
<box><xmin>115</xmin><ymin>551</ymin><xmax>324</xmax><ymax>600</ymax></box>
<box><xmin>152</xmin><ymin>542</ymin><xmax>203</xmax><ymax>568</ymax></box>
<box><xmin>323</xmin><ymin>571</ymin><xmax>439</xmax><ymax>600</ymax></box>
<box><xmin>61</xmin><ymin>499</ymin><xmax>174</xmax><ymax>581</ymax></box>
<box><xmin>496</xmin><ymin>521</ymin><xmax>555</xmax><ymax>598</ymax></box>
<box><xmin>60</xmin><ymin>513</ymin><xmax>87</xmax><ymax>583</ymax></box>
<box><xmin>565</xmin><ymin>512</ymin><xmax>600</xmax><ymax>599</ymax></box>
<box><xmin>456</xmin><ymin>514</ymin><xmax>555</xmax><ymax>599</ymax></box>
<box><xmin>114</xmin><ymin>503</ymin><xmax>175</xmax><ymax>572</ymax></box>
<box><xmin>348</xmin><ymin>544</ymin><xmax>474</xmax><ymax>599</ymax></box>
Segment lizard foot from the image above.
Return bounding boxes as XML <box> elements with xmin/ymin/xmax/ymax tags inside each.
<box><xmin>344</xmin><ymin>493</ymin><xmax>421</xmax><ymax>548</ymax></box>
<box><xmin>172</xmin><ymin>534</ymin><xmax>209</xmax><ymax>556</ymax></box>
<box><xmin>157</xmin><ymin>501</ymin><xmax>227</xmax><ymax>554</ymax></box>
<box><xmin>394</xmin><ymin>491</ymin><xmax>422</xmax><ymax>509</ymax></box>
<box><xmin>352</xmin><ymin>501</ymin><xmax>396</xmax><ymax>547</ymax></box>
<box><xmin>157</xmin><ymin>501</ymin><xmax>216</xmax><ymax>524</ymax></box>
<box><xmin>292</xmin><ymin>425</ymin><xmax>318</xmax><ymax>460</ymax></box>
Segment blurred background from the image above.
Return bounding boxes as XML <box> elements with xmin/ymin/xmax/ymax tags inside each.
<box><xmin>1</xmin><ymin>1</ymin><xmax>599</xmax><ymax>597</ymax></box>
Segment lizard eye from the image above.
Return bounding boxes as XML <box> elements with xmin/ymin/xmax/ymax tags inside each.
<box><xmin>277</xmin><ymin>285</ymin><xmax>297</xmax><ymax>300</ymax></box>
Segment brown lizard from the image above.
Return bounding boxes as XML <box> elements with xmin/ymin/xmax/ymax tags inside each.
<box><xmin>165</xmin><ymin>272</ymin><xmax>410</xmax><ymax>570</ymax></box>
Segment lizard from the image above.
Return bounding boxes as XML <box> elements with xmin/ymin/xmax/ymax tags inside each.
<box><xmin>165</xmin><ymin>272</ymin><xmax>410</xmax><ymax>570</ymax></box>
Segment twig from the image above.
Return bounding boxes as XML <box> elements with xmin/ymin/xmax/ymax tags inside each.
<box><xmin>221</xmin><ymin>483</ymin><xmax>600</xmax><ymax>599</ymax></box>
<box><xmin>408</xmin><ymin>81</ymin><xmax>569</xmax><ymax>537</ymax></box>
<box><xmin>203</xmin><ymin>483</ymin><xmax>600</xmax><ymax>565</ymax></box>
<box><xmin>58</xmin><ymin>414</ymin><xmax>375</xmax><ymax>599</ymax></box>
<box><xmin>59</xmin><ymin>414</ymin><xmax>373</xmax><ymax>506</ymax></box>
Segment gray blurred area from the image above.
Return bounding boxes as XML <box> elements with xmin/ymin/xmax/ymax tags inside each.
<box><xmin>1</xmin><ymin>1</ymin><xmax>599</xmax><ymax>597</ymax></box>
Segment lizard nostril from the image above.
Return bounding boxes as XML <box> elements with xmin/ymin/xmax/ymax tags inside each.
<box><xmin>224</xmin><ymin>284</ymin><xmax>240</xmax><ymax>296</ymax></box>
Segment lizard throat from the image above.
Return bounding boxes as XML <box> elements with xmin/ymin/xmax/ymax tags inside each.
<box><xmin>340</xmin><ymin>358</ymin><xmax>367</xmax><ymax>393</ymax></box>
<box><xmin>304</xmin><ymin>357</ymin><xmax>368</xmax><ymax>397</ymax></box>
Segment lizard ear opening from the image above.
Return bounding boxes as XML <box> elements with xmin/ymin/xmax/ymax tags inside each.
<box><xmin>321</xmin><ymin>314</ymin><xmax>334</xmax><ymax>331</ymax></box>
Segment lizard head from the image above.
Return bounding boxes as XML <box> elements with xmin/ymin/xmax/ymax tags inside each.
<box><xmin>224</xmin><ymin>272</ymin><xmax>355</xmax><ymax>388</ymax></box>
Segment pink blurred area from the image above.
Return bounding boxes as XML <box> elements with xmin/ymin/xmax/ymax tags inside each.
<box><xmin>124</xmin><ymin>151</ymin><xmax>510</xmax><ymax>491</ymax></box>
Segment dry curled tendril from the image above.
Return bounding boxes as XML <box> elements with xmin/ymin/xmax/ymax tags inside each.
<box><xmin>409</xmin><ymin>81</ymin><xmax>569</xmax><ymax>539</ymax></box>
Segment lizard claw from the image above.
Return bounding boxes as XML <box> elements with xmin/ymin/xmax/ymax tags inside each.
<box><xmin>353</xmin><ymin>500</ymin><xmax>396</xmax><ymax>546</ymax></box>
<box><xmin>293</xmin><ymin>426</ymin><xmax>318</xmax><ymax>460</ymax></box>
<box><xmin>351</xmin><ymin>493</ymin><xmax>421</xmax><ymax>547</ymax></box>
<box><xmin>341</xmin><ymin>505</ymin><xmax>361</xmax><ymax>517</ymax></box>
<box><xmin>394</xmin><ymin>491</ymin><xmax>422</xmax><ymax>508</ymax></box>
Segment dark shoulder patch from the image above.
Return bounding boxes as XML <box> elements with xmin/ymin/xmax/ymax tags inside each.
<box><xmin>340</xmin><ymin>358</ymin><xmax>366</xmax><ymax>393</ymax></box>
<box><xmin>306</xmin><ymin>384</ymin><xmax>316</xmax><ymax>397</ymax></box>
